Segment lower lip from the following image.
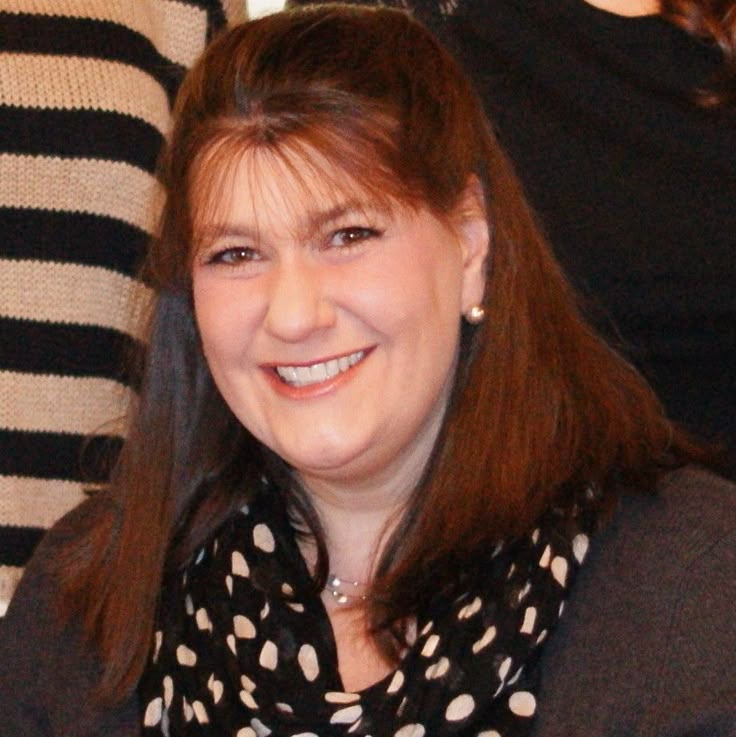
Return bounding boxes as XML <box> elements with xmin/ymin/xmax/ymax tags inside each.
<box><xmin>262</xmin><ymin>349</ymin><xmax>372</xmax><ymax>400</ymax></box>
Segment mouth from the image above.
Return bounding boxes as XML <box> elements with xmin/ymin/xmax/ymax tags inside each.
<box><xmin>273</xmin><ymin>349</ymin><xmax>366</xmax><ymax>388</ymax></box>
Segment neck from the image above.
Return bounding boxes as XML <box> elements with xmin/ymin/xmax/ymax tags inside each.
<box><xmin>303</xmin><ymin>486</ymin><xmax>406</xmax><ymax>585</ymax></box>
<box><xmin>297</xmin><ymin>408</ymin><xmax>445</xmax><ymax>582</ymax></box>
<box><xmin>295</xmin><ymin>376</ymin><xmax>451</xmax><ymax>585</ymax></box>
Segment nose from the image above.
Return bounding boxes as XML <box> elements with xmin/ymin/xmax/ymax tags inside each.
<box><xmin>263</xmin><ymin>255</ymin><xmax>336</xmax><ymax>342</ymax></box>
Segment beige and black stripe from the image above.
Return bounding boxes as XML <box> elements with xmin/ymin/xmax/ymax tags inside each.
<box><xmin>0</xmin><ymin>0</ymin><xmax>245</xmax><ymax>615</ymax></box>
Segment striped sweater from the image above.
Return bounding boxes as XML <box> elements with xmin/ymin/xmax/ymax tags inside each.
<box><xmin>0</xmin><ymin>0</ymin><xmax>245</xmax><ymax>614</ymax></box>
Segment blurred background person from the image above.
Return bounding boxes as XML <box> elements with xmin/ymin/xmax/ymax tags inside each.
<box><xmin>295</xmin><ymin>0</ymin><xmax>736</xmax><ymax>473</ymax></box>
<box><xmin>0</xmin><ymin>0</ymin><xmax>245</xmax><ymax>615</ymax></box>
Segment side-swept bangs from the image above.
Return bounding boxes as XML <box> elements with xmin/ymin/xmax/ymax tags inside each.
<box><xmin>149</xmin><ymin>4</ymin><xmax>486</xmax><ymax>292</ymax></box>
<box><xmin>186</xmin><ymin>109</ymin><xmax>431</xmax><ymax>259</ymax></box>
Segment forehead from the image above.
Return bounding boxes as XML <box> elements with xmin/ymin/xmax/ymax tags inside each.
<box><xmin>191</xmin><ymin>139</ymin><xmax>411</xmax><ymax>240</ymax></box>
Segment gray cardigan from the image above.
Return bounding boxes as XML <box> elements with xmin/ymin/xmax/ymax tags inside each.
<box><xmin>1</xmin><ymin>467</ymin><xmax>735</xmax><ymax>736</ymax></box>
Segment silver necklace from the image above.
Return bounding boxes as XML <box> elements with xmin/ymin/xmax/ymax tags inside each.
<box><xmin>325</xmin><ymin>573</ymin><xmax>369</xmax><ymax>605</ymax></box>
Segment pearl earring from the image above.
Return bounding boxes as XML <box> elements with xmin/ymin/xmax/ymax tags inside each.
<box><xmin>465</xmin><ymin>305</ymin><xmax>486</xmax><ymax>324</ymax></box>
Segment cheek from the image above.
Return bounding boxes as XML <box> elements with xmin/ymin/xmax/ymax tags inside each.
<box><xmin>192</xmin><ymin>281</ymin><xmax>222</xmax><ymax>352</ymax></box>
<box><xmin>364</xmin><ymin>259</ymin><xmax>464</xmax><ymax>389</ymax></box>
<box><xmin>192</xmin><ymin>279</ymin><xmax>253</xmax><ymax>369</ymax></box>
<box><xmin>390</xmin><ymin>248</ymin><xmax>464</xmax><ymax>327</ymax></box>
<box><xmin>359</xmin><ymin>234</ymin><xmax>463</xmax><ymax>316</ymax></box>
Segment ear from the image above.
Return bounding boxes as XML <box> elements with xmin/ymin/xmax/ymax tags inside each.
<box><xmin>452</xmin><ymin>176</ymin><xmax>490</xmax><ymax>314</ymax></box>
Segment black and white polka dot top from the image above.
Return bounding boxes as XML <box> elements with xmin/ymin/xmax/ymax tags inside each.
<box><xmin>139</xmin><ymin>483</ymin><xmax>594</xmax><ymax>737</ymax></box>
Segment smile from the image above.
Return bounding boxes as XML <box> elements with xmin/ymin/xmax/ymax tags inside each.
<box><xmin>274</xmin><ymin>350</ymin><xmax>366</xmax><ymax>387</ymax></box>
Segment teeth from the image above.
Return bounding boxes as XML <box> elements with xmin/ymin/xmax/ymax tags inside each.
<box><xmin>275</xmin><ymin>350</ymin><xmax>364</xmax><ymax>387</ymax></box>
<box><xmin>311</xmin><ymin>363</ymin><xmax>327</xmax><ymax>381</ymax></box>
<box><xmin>281</xmin><ymin>366</ymin><xmax>298</xmax><ymax>384</ymax></box>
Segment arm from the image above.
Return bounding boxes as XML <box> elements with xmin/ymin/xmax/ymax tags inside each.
<box><xmin>533</xmin><ymin>469</ymin><xmax>736</xmax><ymax>737</ymax></box>
<box><xmin>638</xmin><ymin>513</ymin><xmax>736</xmax><ymax>737</ymax></box>
<box><xmin>0</xmin><ymin>499</ymin><xmax>139</xmax><ymax>737</ymax></box>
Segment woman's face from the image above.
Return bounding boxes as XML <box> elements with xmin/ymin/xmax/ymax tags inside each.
<box><xmin>192</xmin><ymin>147</ymin><xmax>488</xmax><ymax>497</ymax></box>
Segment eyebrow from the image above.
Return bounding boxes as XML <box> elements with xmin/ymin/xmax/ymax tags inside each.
<box><xmin>198</xmin><ymin>199</ymin><xmax>387</xmax><ymax>243</ymax></box>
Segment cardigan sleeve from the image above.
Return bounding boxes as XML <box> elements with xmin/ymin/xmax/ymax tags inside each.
<box><xmin>532</xmin><ymin>468</ymin><xmax>736</xmax><ymax>737</ymax></box>
<box><xmin>0</xmin><ymin>497</ymin><xmax>139</xmax><ymax>737</ymax></box>
<box><xmin>637</xmin><ymin>509</ymin><xmax>736</xmax><ymax>737</ymax></box>
<box><xmin>0</xmin><ymin>553</ymin><xmax>55</xmax><ymax>735</ymax></box>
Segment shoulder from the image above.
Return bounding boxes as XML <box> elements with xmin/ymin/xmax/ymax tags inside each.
<box><xmin>605</xmin><ymin>466</ymin><xmax>736</xmax><ymax>568</ymax></box>
<box><xmin>3</xmin><ymin>490</ymin><xmax>119</xmax><ymax>609</ymax></box>
<box><xmin>533</xmin><ymin>467</ymin><xmax>736</xmax><ymax>737</ymax></box>
<box><xmin>24</xmin><ymin>490</ymin><xmax>122</xmax><ymax>584</ymax></box>
<box><xmin>0</xmin><ymin>493</ymin><xmax>139</xmax><ymax>736</ymax></box>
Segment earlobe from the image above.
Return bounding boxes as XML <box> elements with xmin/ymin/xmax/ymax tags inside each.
<box><xmin>455</xmin><ymin>176</ymin><xmax>491</xmax><ymax>314</ymax></box>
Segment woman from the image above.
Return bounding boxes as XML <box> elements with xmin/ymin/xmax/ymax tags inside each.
<box><xmin>1</xmin><ymin>5</ymin><xmax>734</xmax><ymax>736</ymax></box>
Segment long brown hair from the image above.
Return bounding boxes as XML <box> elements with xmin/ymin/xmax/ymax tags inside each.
<box><xmin>659</xmin><ymin>0</ymin><xmax>736</xmax><ymax>106</ymax></box>
<box><xmin>56</xmin><ymin>4</ymin><xmax>703</xmax><ymax>702</ymax></box>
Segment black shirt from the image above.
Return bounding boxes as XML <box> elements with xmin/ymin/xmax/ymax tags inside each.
<box><xmin>442</xmin><ymin>0</ymin><xmax>735</xmax><ymax>456</ymax></box>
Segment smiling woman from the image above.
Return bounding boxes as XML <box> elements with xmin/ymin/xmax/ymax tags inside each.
<box><xmin>190</xmin><ymin>146</ymin><xmax>484</xmax><ymax>508</ymax></box>
<box><xmin>1</xmin><ymin>5</ymin><xmax>735</xmax><ymax>737</ymax></box>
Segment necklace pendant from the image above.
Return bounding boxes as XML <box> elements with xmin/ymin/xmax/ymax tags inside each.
<box><xmin>326</xmin><ymin>573</ymin><xmax>369</xmax><ymax>605</ymax></box>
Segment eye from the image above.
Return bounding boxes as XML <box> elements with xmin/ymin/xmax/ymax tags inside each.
<box><xmin>206</xmin><ymin>246</ymin><xmax>261</xmax><ymax>266</ymax></box>
<box><xmin>328</xmin><ymin>227</ymin><xmax>381</xmax><ymax>249</ymax></box>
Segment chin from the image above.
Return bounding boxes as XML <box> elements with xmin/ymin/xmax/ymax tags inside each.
<box><xmin>286</xmin><ymin>445</ymin><xmax>381</xmax><ymax>489</ymax></box>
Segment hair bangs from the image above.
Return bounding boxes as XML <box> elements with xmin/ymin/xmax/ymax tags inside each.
<box><xmin>187</xmin><ymin>117</ymin><xmax>429</xmax><ymax>259</ymax></box>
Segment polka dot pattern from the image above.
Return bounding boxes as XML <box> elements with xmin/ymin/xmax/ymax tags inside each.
<box><xmin>425</xmin><ymin>656</ymin><xmax>450</xmax><ymax>680</ymax></box>
<box><xmin>138</xmin><ymin>479</ymin><xmax>597</xmax><ymax>737</ymax></box>
<box><xmin>326</xmin><ymin>692</ymin><xmax>360</xmax><ymax>704</ymax></box>
<box><xmin>192</xmin><ymin>701</ymin><xmax>209</xmax><ymax>724</ymax></box>
<box><xmin>520</xmin><ymin>607</ymin><xmax>537</xmax><ymax>635</ymax></box>
<box><xmin>551</xmin><ymin>556</ymin><xmax>568</xmax><ymax>587</ymax></box>
<box><xmin>259</xmin><ymin>640</ymin><xmax>278</xmax><ymax>670</ymax></box>
<box><xmin>394</xmin><ymin>725</ymin><xmax>426</xmax><ymax>737</ymax></box>
<box><xmin>240</xmin><ymin>689</ymin><xmax>258</xmax><ymax>710</ymax></box>
<box><xmin>572</xmin><ymin>533</ymin><xmax>590</xmax><ymax>563</ymax></box>
<box><xmin>250</xmin><ymin>717</ymin><xmax>271</xmax><ymax>736</ymax></box>
<box><xmin>143</xmin><ymin>697</ymin><xmax>163</xmax><ymax>726</ymax></box>
<box><xmin>176</xmin><ymin>645</ymin><xmax>196</xmax><ymax>667</ymax></box>
<box><xmin>445</xmin><ymin>693</ymin><xmax>475</xmax><ymax>721</ymax></box>
<box><xmin>152</xmin><ymin>630</ymin><xmax>163</xmax><ymax>662</ymax></box>
<box><xmin>330</xmin><ymin>705</ymin><xmax>363</xmax><ymax>724</ymax></box>
<box><xmin>163</xmin><ymin>676</ymin><xmax>173</xmax><ymax>707</ymax></box>
<box><xmin>509</xmin><ymin>691</ymin><xmax>536</xmax><ymax>718</ymax></box>
<box><xmin>253</xmin><ymin>523</ymin><xmax>275</xmax><ymax>553</ymax></box>
<box><xmin>457</xmin><ymin>596</ymin><xmax>482</xmax><ymax>620</ymax></box>
<box><xmin>232</xmin><ymin>551</ymin><xmax>250</xmax><ymax>577</ymax></box>
<box><xmin>420</xmin><ymin>633</ymin><xmax>440</xmax><ymax>657</ymax></box>
<box><xmin>298</xmin><ymin>644</ymin><xmax>320</xmax><ymax>682</ymax></box>
<box><xmin>195</xmin><ymin>608</ymin><xmax>212</xmax><ymax>632</ymax></box>
<box><xmin>208</xmin><ymin>674</ymin><xmax>224</xmax><ymax>704</ymax></box>
<box><xmin>386</xmin><ymin>670</ymin><xmax>404</xmax><ymax>694</ymax></box>
<box><xmin>473</xmin><ymin>625</ymin><xmax>497</xmax><ymax>654</ymax></box>
<box><xmin>234</xmin><ymin>615</ymin><xmax>257</xmax><ymax>639</ymax></box>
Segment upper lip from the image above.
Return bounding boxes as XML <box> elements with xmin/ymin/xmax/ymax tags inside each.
<box><xmin>263</xmin><ymin>348</ymin><xmax>371</xmax><ymax>386</ymax></box>
<box><xmin>262</xmin><ymin>347</ymin><xmax>371</xmax><ymax>370</ymax></box>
